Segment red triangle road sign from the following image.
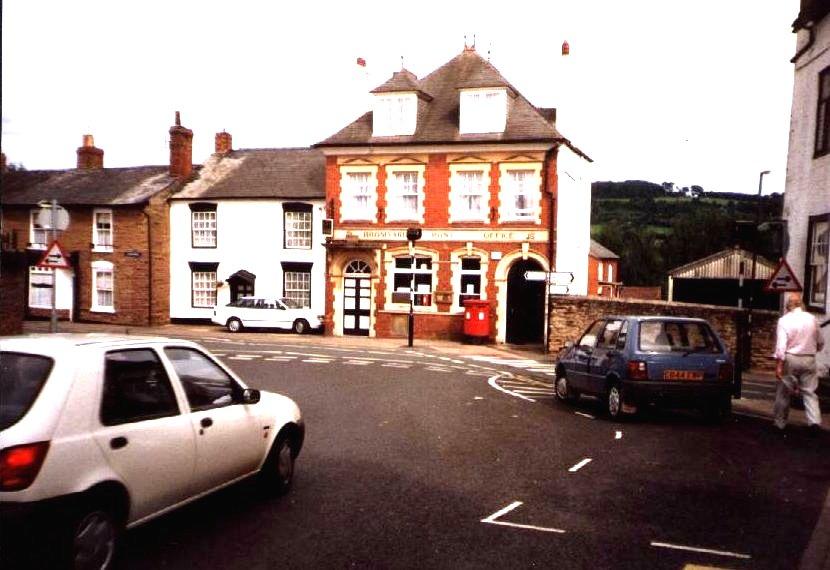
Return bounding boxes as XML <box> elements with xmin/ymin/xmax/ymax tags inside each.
<box><xmin>36</xmin><ymin>240</ymin><xmax>71</xmax><ymax>269</ymax></box>
<box><xmin>763</xmin><ymin>258</ymin><xmax>802</xmax><ymax>293</ymax></box>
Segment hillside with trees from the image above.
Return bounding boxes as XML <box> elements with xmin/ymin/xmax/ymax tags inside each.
<box><xmin>591</xmin><ymin>180</ymin><xmax>783</xmax><ymax>289</ymax></box>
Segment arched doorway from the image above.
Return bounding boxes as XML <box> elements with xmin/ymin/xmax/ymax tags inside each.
<box><xmin>506</xmin><ymin>259</ymin><xmax>545</xmax><ymax>344</ymax></box>
<box><xmin>343</xmin><ymin>260</ymin><xmax>371</xmax><ymax>336</ymax></box>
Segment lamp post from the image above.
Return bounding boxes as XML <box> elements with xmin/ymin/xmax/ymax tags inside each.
<box><xmin>745</xmin><ymin>170</ymin><xmax>770</xmax><ymax>371</ymax></box>
<box><xmin>406</xmin><ymin>227</ymin><xmax>422</xmax><ymax>347</ymax></box>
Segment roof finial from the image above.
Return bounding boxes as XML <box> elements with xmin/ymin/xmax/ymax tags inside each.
<box><xmin>401</xmin><ymin>55</ymin><xmax>405</xmax><ymax>70</ymax></box>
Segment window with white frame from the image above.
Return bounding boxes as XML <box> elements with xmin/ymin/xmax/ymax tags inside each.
<box><xmin>450</xmin><ymin>165</ymin><xmax>489</xmax><ymax>222</ymax></box>
<box><xmin>386</xmin><ymin>170</ymin><xmax>421</xmax><ymax>221</ymax></box>
<box><xmin>191</xmin><ymin>269</ymin><xmax>217</xmax><ymax>308</ymax></box>
<box><xmin>372</xmin><ymin>93</ymin><xmax>417</xmax><ymax>137</ymax></box>
<box><xmin>806</xmin><ymin>215</ymin><xmax>829</xmax><ymax>309</ymax></box>
<box><xmin>91</xmin><ymin>261</ymin><xmax>114</xmax><ymax>312</ymax></box>
<box><xmin>499</xmin><ymin>165</ymin><xmax>541</xmax><ymax>222</ymax></box>
<box><xmin>459</xmin><ymin>89</ymin><xmax>507</xmax><ymax>134</ymax></box>
<box><xmin>92</xmin><ymin>209</ymin><xmax>113</xmax><ymax>250</ymax></box>
<box><xmin>391</xmin><ymin>256</ymin><xmax>433</xmax><ymax>306</ymax></box>
<box><xmin>607</xmin><ymin>263</ymin><xmax>614</xmax><ymax>283</ymax></box>
<box><xmin>190</xmin><ymin>203</ymin><xmax>217</xmax><ymax>248</ymax></box>
<box><xmin>340</xmin><ymin>169</ymin><xmax>377</xmax><ymax>221</ymax></box>
<box><xmin>28</xmin><ymin>267</ymin><xmax>52</xmax><ymax>308</ymax></box>
<box><xmin>283</xmin><ymin>263</ymin><xmax>312</xmax><ymax>308</ymax></box>
<box><xmin>284</xmin><ymin>204</ymin><xmax>312</xmax><ymax>249</ymax></box>
<box><xmin>30</xmin><ymin>210</ymin><xmax>48</xmax><ymax>248</ymax></box>
<box><xmin>458</xmin><ymin>257</ymin><xmax>484</xmax><ymax>306</ymax></box>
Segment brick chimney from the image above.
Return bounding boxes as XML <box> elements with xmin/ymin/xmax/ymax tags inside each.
<box><xmin>215</xmin><ymin>131</ymin><xmax>232</xmax><ymax>154</ymax></box>
<box><xmin>76</xmin><ymin>134</ymin><xmax>104</xmax><ymax>169</ymax></box>
<box><xmin>169</xmin><ymin>111</ymin><xmax>193</xmax><ymax>178</ymax></box>
<box><xmin>0</xmin><ymin>152</ymin><xmax>6</xmax><ymax>173</ymax></box>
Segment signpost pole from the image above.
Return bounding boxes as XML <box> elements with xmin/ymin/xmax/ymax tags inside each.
<box><xmin>408</xmin><ymin>240</ymin><xmax>415</xmax><ymax>348</ymax></box>
<box><xmin>543</xmin><ymin>273</ymin><xmax>550</xmax><ymax>354</ymax></box>
<box><xmin>50</xmin><ymin>199</ymin><xmax>58</xmax><ymax>333</ymax></box>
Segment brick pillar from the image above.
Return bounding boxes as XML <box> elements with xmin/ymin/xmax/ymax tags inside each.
<box><xmin>76</xmin><ymin>134</ymin><xmax>104</xmax><ymax>169</ymax></box>
<box><xmin>169</xmin><ymin>111</ymin><xmax>193</xmax><ymax>179</ymax></box>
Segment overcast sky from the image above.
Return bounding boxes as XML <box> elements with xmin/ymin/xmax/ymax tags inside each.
<box><xmin>2</xmin><ymin>0</ymin><xmax>798</xmax><ymax>195</ymax></box>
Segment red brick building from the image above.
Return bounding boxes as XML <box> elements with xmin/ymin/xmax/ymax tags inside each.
<box><xmin>315</xmin><ymin>47</ymin><xmax>592</xmax><ymax>343</ymax></box>
<box><xmin>0</xmin><ymin>114</ymin><xmax>193</xmax><ymax>327</ymax></box>
<box><xmin>588</xmin><ymin>239</ymin><xmax>621</xmax><ymax>298</ymax></box>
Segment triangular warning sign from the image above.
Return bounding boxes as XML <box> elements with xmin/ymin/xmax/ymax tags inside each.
<box><xmin>36</xmin><ymin>240</ymin><xmax>71</xmax><ymax>269</ymax></box>
<box><xmin>764</xmin><ymin>258</ymin><xmax>802</xmax><ymax>293</ymax></box>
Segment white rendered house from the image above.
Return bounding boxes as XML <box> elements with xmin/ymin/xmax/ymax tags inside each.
<box><xmin>784</xmin><ymin>1</ymin><xmax>830</xmax><ymax>374</ymax></box>
<box><xmin>169</xmin><ymin>139</ymin><xmax>327</xmax><ymax>323</ymax></box>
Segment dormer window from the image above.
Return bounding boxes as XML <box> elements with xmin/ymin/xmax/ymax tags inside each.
<box><xmin>372</xmin><ymin>93</ymin><xmax>417</xmax><ymax>137</ymax></box>
<box><xmin>459</xmin><ymin>88</ymin><xmax>508</xmax><ymax>134</ymax></box>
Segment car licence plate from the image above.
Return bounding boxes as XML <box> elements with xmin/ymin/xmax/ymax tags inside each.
<box><xmin>663</xmin><ymin>369</ymin><xmax>704</xmax><ymax>381</ymax></box>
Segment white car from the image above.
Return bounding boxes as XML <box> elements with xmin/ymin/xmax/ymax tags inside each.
<box><xmin>212</xmin><ymin>297</ymin><xmax>324</xmax><ymax>334</ymax></box>
<box><xmin>0</xmin><ymin>334</ymin><xmax>304</xmax><ymax>570</ymax></box>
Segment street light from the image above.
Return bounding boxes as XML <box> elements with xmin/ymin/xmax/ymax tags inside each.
<box><xmin>745</xmin><ymin>170</ymin><xmax>770</xmax><ymax>372</ymax></box>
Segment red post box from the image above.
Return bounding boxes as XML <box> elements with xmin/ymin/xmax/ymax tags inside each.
<box><xmin>463</xmin><ymin>299</ymin><xmax>490</xmax><ymax>338</ymax></box>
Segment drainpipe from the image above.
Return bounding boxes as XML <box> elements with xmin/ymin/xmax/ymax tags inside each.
<box><xmin>142</xmin><ymin>209</ymin><xmax>153</xmax><ymax>326</ymax></box>
<box><xmin>542</xmin><ymin>145</ymin><xmax>557</xmax><ymax>354</ymax></box>
<box><xmin>790</xmin><ymin>22</ymin><xmax>815</xmax><ymax>64</ymax></box>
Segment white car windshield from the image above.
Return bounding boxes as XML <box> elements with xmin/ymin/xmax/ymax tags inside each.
<box><xmin>279</xmin><ymin>298</ymin><xmax>303</xmax><ymax>309</ymax></box>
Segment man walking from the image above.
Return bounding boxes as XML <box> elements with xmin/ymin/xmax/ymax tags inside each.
<box><xmin>773</xmin><ymin>292</ymin><xmax>824</xmax><ymax>434</ymax></box>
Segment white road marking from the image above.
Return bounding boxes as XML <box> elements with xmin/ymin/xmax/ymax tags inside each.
<box><xmin>488</xmin><ymin>376</ymin><xmax>536</xmax><ymax>402</ymax></box>
<box><xmin>425</xmin><ymin>366</ymin><xmax>452</xmax><ymax>373</ymax></box>
<box><xmin>575</xmin><ymin>412</ymin><xmax>595</xmax><ymax>419</ymax></box>
<box><xmin>615</xmin><ymin>431</ymin><xmax>623</xmax><ymax>440</ymax></box>
<box><xmin>474</xmin><ymin>396</ymin><xmax>484</xmax><ymax>400</ymax></box>
<box><xmin>568</xmin><ymin>458</ymin><xmax>592</xmax><ymax>472</ymax></box>
<box><xmin>382</xmin><ymin>363</ymin><xmax>411</xmax><ymax>368</ymax></box>
<box><xmin>344</xmin><ymin>360</ymin><xmax>371</xmax><ymax>365</ymax></box>
<box><xmin>650</xmin><ymin>542</ymin><xmax>750</xmax><ymax>560</ymax></box>
<box><xmin>285</xmin><ymin>351</ymin><xmax>330</xmax><ymax>358</ymax></box>
<box><xmin>302</xmin><ymin>358</ymin><xmax>331</xmax><ymax>363</ymax></box>
<box><xmin>235</xmin><ymin>354</ymin><xmax>262</xmax><ymax>358</ymax></box>
<box><xmin>265</xmin><ymin>357</ymin><xmax>296</xmax><ymax>361</ymax></box>
<box><xmin>228</xmin><ymin>356</ymin><xmax>255</xmax><ymax>360</ymax></box>
<box><xmin>211</xmin><ymin>353</ymin><xmax>227</xmax><ymax>357</ymax></box>
<box><xmin>481</xmin><ymin>501</ymin><xmax>566</xmax><ymax>534</ymax></box>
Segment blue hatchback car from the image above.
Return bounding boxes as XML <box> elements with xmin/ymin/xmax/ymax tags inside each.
<box><xmin>554</xmin><ymin>316</ymin><xmax>735</xmax><ymax>419</ymax></box>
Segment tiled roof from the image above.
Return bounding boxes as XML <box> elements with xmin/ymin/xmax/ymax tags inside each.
<box><xmin>172</xmin><ymin>148</ymin><xmax>325</xmax><ymax>200</ymax></box>
<box><xmin>0</xmin><ymin>166</ymin><xmax>177</xmax><ymax>206</ymax></box>
<box><xmin>316</xmin><ymin>49</ymin><xmax>569</xmax><ymax>147</ymax></box>
<box><xmin>590</xmin><ymin>239</ymin><xmax>620</xmax><ymax>259</ymax></box>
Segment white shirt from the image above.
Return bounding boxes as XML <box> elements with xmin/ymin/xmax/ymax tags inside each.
<box><xmin>774</xmin><ymin>307</ymin><xmax>824</xmax><ymax>361</ymax></box>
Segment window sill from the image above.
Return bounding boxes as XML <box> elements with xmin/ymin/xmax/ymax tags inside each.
<box><xmin>499</xmin><ymin>218</ymin><xmax>542</xmax><ymax>225</ymax></box>
<box><xmin>92</xmin><ymin>246</ymin><xmax>113</xmax><ymax>253</ymax></box>
<box><xmin>90</xmin><ymin>307</ymin><xmax>116</xmax><ymax>314</ymax></box>
<box><xmin>28</xmin><ymin>244</ymin><xmax>47</xmax><ymax>250</ymax></box>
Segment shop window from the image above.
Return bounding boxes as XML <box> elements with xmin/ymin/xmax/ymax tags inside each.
<box><xmin>458</xmin><ymin>257</ymin><xmax>483</xmax><ymax>306</ymax></box>
<box><xmin>391</xmin><ymin>256</ymin><xmax>433</xmax><ymax>306</ymax></box>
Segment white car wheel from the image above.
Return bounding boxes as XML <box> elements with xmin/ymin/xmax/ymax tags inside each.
<box><xmin>71</xmin><ymin>508</ymin><xmax>117</xmax><ymax>570</ymax></box>
<box><xmin>227</xmin><ymin>318</ymin><xmax>242</xmax><ymax>333</ymax></box>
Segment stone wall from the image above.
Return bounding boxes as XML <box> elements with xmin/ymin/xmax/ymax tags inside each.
<box><xmin>547</xmin><ymin>295</ymin><xmax>779</xmax><ymax>373</ymax></box>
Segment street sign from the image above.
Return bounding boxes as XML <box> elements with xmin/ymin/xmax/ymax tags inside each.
<box><xmin>764</xmin><ymin>259</ymin><xmax>802</xmax><ymax>292</ymax></box>
<box><xmin>36</xmin><ymin>240</ymin><xmax>71</xmax><ymax>269</ymax></box>
<box><xmin>549</xmin><ymin>284</ymin><xmax>569</xmax><ymax>295</ymax></box>
<box><xmin>524</xmin><ymin>271</ymin><xmax>575</xmax><ymax>285</ymax></box>
<box><xmin>524</xmin><ymin>271</ymin><xmax>548</xmax><ymax>282</ymax></box>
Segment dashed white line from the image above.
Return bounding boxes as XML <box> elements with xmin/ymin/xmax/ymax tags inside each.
<box><xmin>382</xmin><ymin>363</ymin><xmax>411</xmax><ymax>368</ymax></box>
<box><xmin>615</xmin><ymin>431</ymin><xmax>623</xmax><ymax>440</ymax></box>
<box><xmin>344</xmin><ymin>360</ymin><xmax>371</xmax><ymax>365</ymax></box>
<box><xmin>302</xmin><ymin>358</ymin><xmax>331</xmax><ymax>363</ymax></box>
<box><xmin>575</xmin><ymin>412</ymin><xmax>595</xmax><ymax>419</ymax></box>
<box><xmin>650</xmin><ymin>541</ymin><xmax>750</xmax><ymax>560</ymax></box>
<box><xmin>568</xmin><ymin>458</ymin><xmax>592</xmax><ymax>472</ymax></box>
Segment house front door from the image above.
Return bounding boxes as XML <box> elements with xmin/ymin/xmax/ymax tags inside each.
<box><xmin>342</xmin><ymin>260</ymin><xmax>371</xmax><ymax>336</ymax></box>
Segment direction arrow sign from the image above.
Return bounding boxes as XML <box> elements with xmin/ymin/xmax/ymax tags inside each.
<box><xmin>549</xmin><ymin>284</ymin><xmax>569</xmax><ymax>295</ymax></box>
<box><xmin>524</xmin><ymin>271</ymin><xmax>575</xmax><ymax>285</ymax></box>
<box><xmin>763</xmin><ymin>259</ymin><xmax>802</xmax><ymax>293</ymax></box>
<box><xmin>36</xmin><ymin>240</ymin><xmax>71</xmax><ymax>269</ymax></box>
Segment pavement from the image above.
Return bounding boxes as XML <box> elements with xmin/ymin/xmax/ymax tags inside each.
<box><xmin>10</xmin><ymin>319</ymin><xmax>830</xmax><ymax>569</ymax></box>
